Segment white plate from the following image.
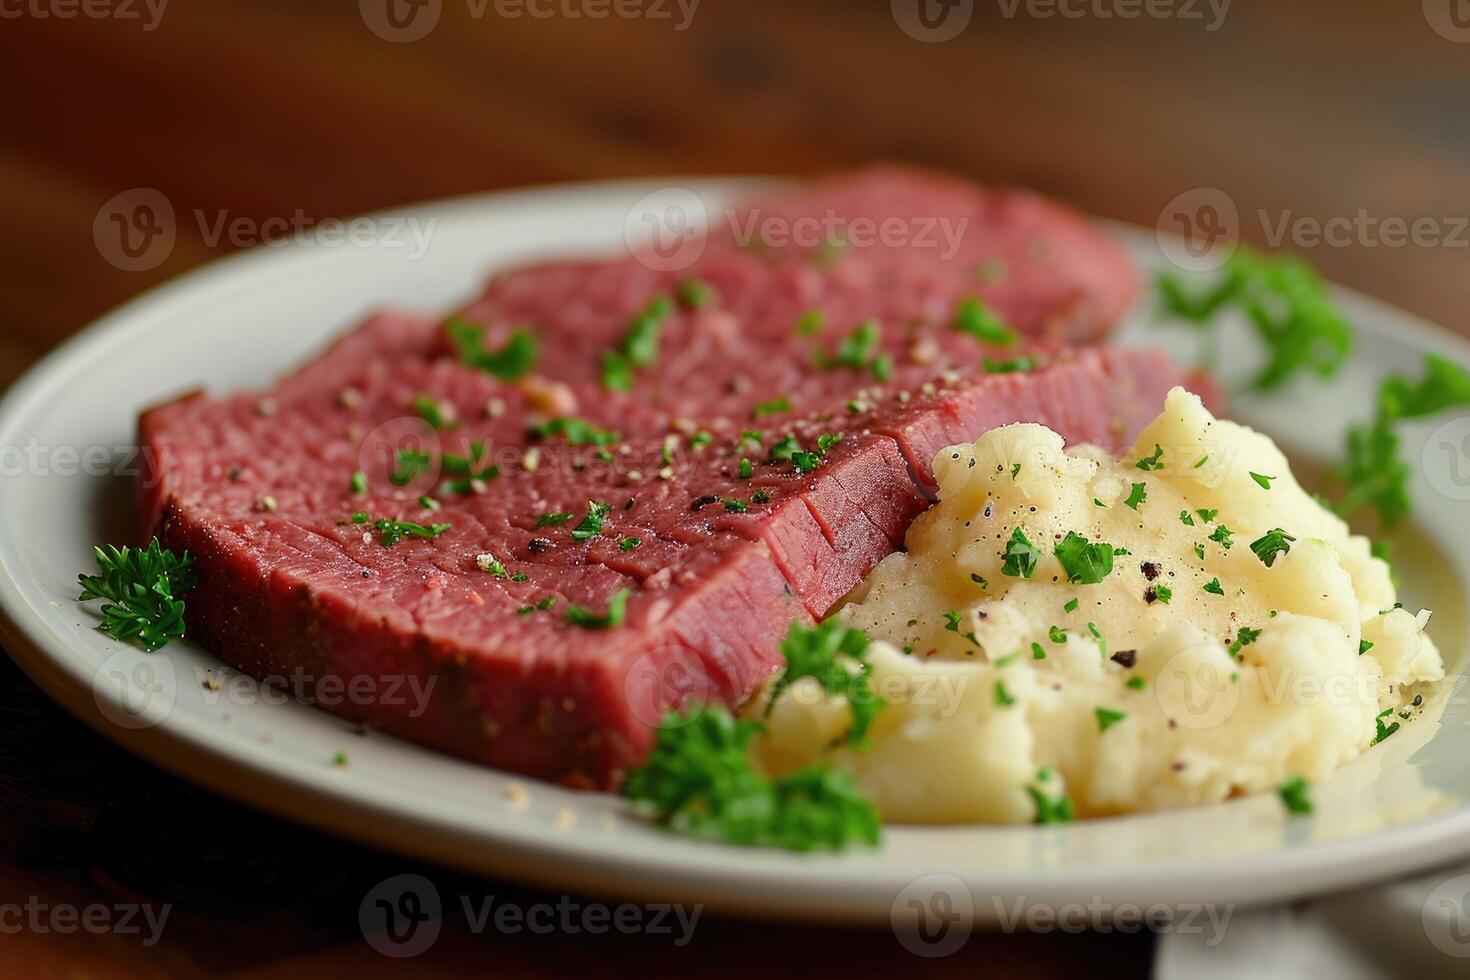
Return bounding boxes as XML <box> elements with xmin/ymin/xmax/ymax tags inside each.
<box><xmin>1</xmin><ymin>179</ymin><xmax>1468</xmax><ymax>926</ymax></box>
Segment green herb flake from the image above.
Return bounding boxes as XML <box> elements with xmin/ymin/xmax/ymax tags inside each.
<box><xmin>445</xmin><ymin>317</ymin><xmax>539</xmax><ymax>381</ymax></box>
<box><xmin>1180</xmin><ymin>510</ymin><xmax>1195</xmax><ymax>527</ymax></box>
<box><xmin>1250</xmin><ymin>528</ymin><xmax>1297</xmax><ymax>568</ymax></box>
<box><xmin>1277</xmin><ymin>777</ymin><xmax>1313</xmax><ymax>815</ymax></box>
<box><xmin>1203</xmin><ymin>577</ymin><xmax>1225</xmax><ymax>595</ymax></box>
<box><xmin>994</xmin><ymin>681</ymin><xmax>1016</xmax><ymax>708</ymax></box>
<box><xmin>1371</xmin><ymin>708</ymin><xmax>1400</xmax><ymax>746</ymax></box>
<box><xmin>349</xmin><ymin>470</ymin><xmax>368</xmax><ymax>494</ymax></box>
<box><xmin>1095</xmin><ymin>707</ymin><xmax>1126</xmax><ymax>733</ymax></box>
<box><xmin>1026</xmin><ymin>767</ymin><xmax>1074</xmax><ymax>824</ymax></box>
<box><xmin>952</xmin><ymin>296</ymin><xmax>1018</xmax><ymax>346</ymax></box>
<box><xmin>677</xmin><ymin>279</ymin><xmax>717</xmax><ymax>309</ymax></box>
<box><xmin>374</xmin><ymin>519</ymin><xmax>451</xmax><ymax>547</ymax></box>
<box><xmin>570</xmin><ymin>500</ymin><xmax>612</xmax><ymax>541</ymax></box>
<box><xmin>1135</xmin><ymin>444</ymin><xmax>1165</xmax><ymax>471</ymax></box>
<box><xmin>536</xmin><ymin>512</ymin><xmax>573</xmax><ymax>528</ymax></box>
<box><xmin>1124</xmin><ymin>482</ymin><xmax>1148</xmax><ymax>511</ymax></box>
<box><xmin>752</xmin><ymin>396</ymin><xmax>791</xmax><ymax>420</ymax></box>
<box><xmin>1002</xmin><ymin>527</ymin><xmax>1041</xmax><ymax>579</ymax></box>
<box><xmin>620</xmin><ymin>536</ymin><xmax>642</xmax><ymax>552</ymax></box>
<box><xmin>1054</xmin><ymin>531</ymin><xmax>1115</xmax><ymax>585</ymax></box>
<box><xmin>566</xmin><ymin>588</ymin><xmax>630</xmax><ymax>630</ymax></box>
<box><xmin>738</xmin><ymin>457</ymin><xmax>754</xmax><ymax>479</ymax></box>
<box><xmin>1250</xmin><ymin>472</ymin><xmax>1275</xmax><ymax>490</ymax></box>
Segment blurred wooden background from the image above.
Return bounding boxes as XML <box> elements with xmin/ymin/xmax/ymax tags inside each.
<box><xmin>2</xmin><ymin>0</ymin><xmax>1469</xmax><ymax>975</ymax></box>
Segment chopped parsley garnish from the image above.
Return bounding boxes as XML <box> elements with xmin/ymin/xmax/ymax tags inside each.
<box><xmin>688</xmin><ymin>431</ymin><xmax>712</xmax><ymax>450</ymax></box>
<box><xmin>817</xmin><ymin>318</ymin><xmax>881</xmax><ymax>374</ymax></box>
<box><xmin>390</xmin><ymin>448</ymin><xmax>432</xmax><ymax>486</ymax></box>
<box><xmin>770</xmin><ymin>432</ymin><xmax>839</xmax><ymax>474</ymax></box>
<box><xmin>1208</xmin><ymin>525</ymin><xmax>1235</xmax><ymax>550</ymax></box>
<box><xmin>1371</xmin><ymin>708</ymin><xmax>1400</xmax><ymax>746</ymax></box>
<box><xmin>1048</xmin><ymin>625</ymin><xmax>1068</xmax><ymax>644</ymax></box>
<box><xmin>565</xmin><ymin>588</ymin><xmax>630</xmax><ymax>629</ymax></box>
<box><xmin>1095</xmin><ymin>707</ymin><xmax>1126</xmax><ymax>733</ymax></box>
<box><xmin>620</xmin><ymin>706</ymin><xmax>879</xmax><ymax>851</ymax></box>
<box><xmin>767</xmin><ymin>619</ymin><xmax>883</xmax><ymax>745</ymax></box>
<box><xmin>440</xmin><ymin>443</ymin><xmax>500</xmax><ymax>494</ymax></box>
<box><xmin>570</xmin><ymin>500</ymin><xmax>612</xmax><ymax>541</ymax></box>
<box><xmin>475</xmin><ymin>553</ymin><xmax>508</xmax><ymax>577</ymax></box>
<box><xmin>1032</xmin><ymin>642</ymin><xmax>1046</xmax><ymax>660</ymax></box>
<box><xmin>1010</xmin><ymin>462</ymin><xmax>1022</xmax><ymax>480</ymax></box>
<box><xmin>994</xmin><ymin>681</ymin><xmax>1016</xmax><ymax>708</ymax></box>
<box><xmin>1277</xmin><ymin>777</ymin><xmax>1313</xmax><ymax>815</ymax></box>
<box><xmin>1194</xmin><ymin>543</ymin><xmax>1206</xmax><ymax>560</ymax></box>
<box><xmin>1203</xmin><ymin>578</ymin><xmax>1225</xmax><ymax>595</ymax></box>
<box><xmin>1026</xmin><ymin>767</ymin><xmax>1074</xmax><ymax>824</ymax></box>
<box><xmin>752</xmin><ymin>489</ymin><xmax>771</xmax><ymax>504</ymax></box>
<box><xmin>1359</xmin><ymin>639</ymin><xmax>1374</xmax><ymax>655</ymax></box>
<box><xmin>722</xmin><ymin>498</ymin><xmax>749</xmax><ymax>513</ymax></box>
<box><xmin>445</xmin><ymin>317</ymin><xmax>539</xmax><ymax>380</ymax></box>
<box><xmin>1135</xmin><ymin>444</ymin><xmax>1165</xmax><ymax>471</ymax></box>
<box><xmin>349</xmin><ymin>470</ymin><xmax>367</xmax><ymax>494</ymax></box>
<box><xmin>952</xmin><ymin>296</ymin><xmax>1018</xmax><ymax>345</ymax></box>
<box><xmin>1250</xmin><ymin>472</ymin><xmax>1275</xmax><ymax>490</ymax></box>
<box><xmin>1250</xmin><ymin>528</ymin><xmax>1297</xmax><ymax>568</ymax></box>
<box><xmin>1124</xmin><ymin>482</ymin><xmax>1148</xmax><ymax>510</ymax></box>
<box><xmin>942</xmin><ymin>610</ymin><xmax>981</xmax><ymax>648</ymax></box>
<box><xmin>1228</xmin><ymin>626</ymin><xmax>1262</xmax><ymax>657</ymax></box>
<box><xmin>536</xmin><ymin>512</ymin><xmax>573</xmax><ymax>528</ymax></box>
<box><xmin>677</xmin><ymin>278</ymin><xmax>716</xmax><ymax>309</ymax></box>
<box><xmin>1054</xmin><ymin>531</ymin><xmax>1115</xmax><ymax>585</ymax></box>
<box><xmin>602</xmin><ymin>295</ymin><xmax>673</xmax><ymax>389</ymax></box>
<box><xmin>1001</xmin><ymin>527</ymin><xmax>1041</xmax><ymax>579</ymax></box>
<box><xmin>1154</xmin><ymin>584</ymin><xmax>1173</xmax><ymax>604</ymax></box>
<box><xmin>1064</xmin><ymin>597</ymin><xmax>1079</xmax><ymax>613</ymax></box>
<box><xmin>794</xmin><ymin>309</ymin><xmax>825</xmax><ymax>336</ymax></box>
<box><xmin>1126</xmin><ymin>676</ymin><xmax>1146</xmax><ymax>691</ymax></box>
<box><xmin>530</xmin><ymin>417</ymin><xmax>621</xmax><ymax>446</ymax></box>
<box><xmin>1196</xmin><ymin>508</ymin><xmax>1219</xmax><ymax>523</ymax></box>
<box><xmin>78</xmin><ymin>540</ymin><xmax>197</xmax><ymax>651</ymax></box>
<box><xmin>751</xmin><ymin>396</ymin><xmax>791</xmax><ymax>419</ymax></box>
<box><xmin>738</xmin><ymin>458</ymin><xmax>753</xmax><ymax>479</ymax></box>
<box><xmin>1180</xmin><ymin>510</ymin><xmax>1195</xmax><ymax>527</ymax></box>
<box><xmin>1194</xmin><ymin>455</ymin><xmax>1210</xmax><ymax>469</ymax></box>
<box><xmin>373</xmin><ymin>518</ymin><xmax>451</xmax><ymax>547</ymax></box>
<box><xmin>983</xmin><ymin>356</ymin><xmax>1036</xmax><ymax>374</ymax></box>
<box><xmin>971</xmin><ymin>574</ymin><xmax>989</xmax><ymax>590</ymax></box>
<box><xmin>620</xmin><ymin>536</ymin><xmax>641</xmax><ymax>551</ymax></box>
<box><xmin>411</xmin><ymin>394</ymin><xmax>457</xmax><ymax>431</ymax></box>
<box><xmin>418</xmin><ymin>495</ymin><xmax>440</xmax><ymax>511</ymax></box>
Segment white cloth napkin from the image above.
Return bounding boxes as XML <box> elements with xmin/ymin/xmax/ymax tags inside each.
<box><xmin>1155</xmin><ymin>862</ymin><xmax>1470</xmax><ymax>979</ymax></box>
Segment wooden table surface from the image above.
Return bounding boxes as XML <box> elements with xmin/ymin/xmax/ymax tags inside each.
<box><xmin>3</xmin><ymin>1</ymin><xmax>1469</xmax><ymax>975</ymax></box>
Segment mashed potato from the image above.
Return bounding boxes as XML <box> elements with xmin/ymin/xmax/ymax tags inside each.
<box><xmin>752</xmin><ymin>388</ymin><xmax>1443</xmax><ymax>823</ymax></box>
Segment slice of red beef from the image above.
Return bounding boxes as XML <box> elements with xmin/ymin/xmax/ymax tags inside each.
<box><xmin>137</xmin><ymin>170</ymin><xmax>1172</xmax><ymax>788</ymax></box>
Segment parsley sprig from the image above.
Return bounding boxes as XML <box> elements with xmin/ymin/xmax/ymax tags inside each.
<box><xmin>446</xmin><ymin>317</ymin><xmax>538</xmax><ymax>380</ymax></box>
<box><xmin>78</xmin><ymin>540</ymin><xmax>197</xmax><ymax>651</ymax></box>
<box><xmin>766</xmin><ymin>620</ymin><xmax>882</xmax><ymax>745</ymax></box>
<box><xmin>621</xmin><ymin>707</ymin><xmax>879</xmax><ymax>851</ymax></box>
